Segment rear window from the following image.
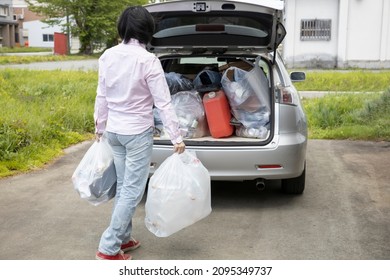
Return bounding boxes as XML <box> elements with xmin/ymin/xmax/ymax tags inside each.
<box><xmin>179</xmin><ymin>57</ymin><xmax>224</xmax><ymax>67</ymax></box>
<box><xmin>155</xmin><ymin>13</ymin><xmax>272</xmax><ymax>33</ymax></box>
<box><xmin>151</xmin><ymin>11</ymin><xmax>273</xmax><ymax>47</ymax></box>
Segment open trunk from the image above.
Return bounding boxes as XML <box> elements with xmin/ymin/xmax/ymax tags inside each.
<box><xmin>146</xmin><ymin>0</ymin><xmax>285</xmax><ymax>147</ymax></box>
<box><xmin>145</xmin><ymin>2</ymin><xmax>307</xmax><ymax>185</ymax></box>
<box><xmin>153</xmin><ymin>53</ymin><xmax>275</xmax><ymax>146</ymax></box>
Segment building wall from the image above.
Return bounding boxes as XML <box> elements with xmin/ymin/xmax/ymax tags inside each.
<box><xmin>340</xmin><ymin>0</ymin><xmax>390</xmax><ymax>68</ymax></box>
<box><xmin>11</xmin><ymin>0</ymin><xmax>27</xmax><ymax>7</ymax></box>
<box><xmin>283</xmin><ymin>0</ymin><xmax>390</xmax><ymax>69</ymax></box>
<box><xmin>0</xmin><ymin>0</ymin><xmax>12</xmax><ymax>6</ymax></box>
<box><xmin>283</xmin><ymin>0</ymin><xmax>339</xmax><ymax>68</ymax></box>
<box><xmin>11</xmin><ymin>0</ymin><xmax>42</xmax><ymax>23</ymax></box>
<box><xmin>13</xmin><ymin>6</ymin><xmax>45</xmax><ymax>46</ymax></box>
<box><xmin>23</xmin><ymin>20</ymin><xmax>62</xmax><ymax>48</ymax></box>
<box><xmin>0</xmin><ymin>0</ymin><xmax>17</xmax><ymax>47</ymax></box>
<box><xmin>13</xmin><ymin>7</ymin><xmax>43</xmax><ymax>23</ymax></box>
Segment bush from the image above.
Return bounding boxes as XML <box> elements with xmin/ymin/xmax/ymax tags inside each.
<box><xmin>0</xmin><ymin>120</ymin><xmax>31</xmax><ymax>160</ymax></box>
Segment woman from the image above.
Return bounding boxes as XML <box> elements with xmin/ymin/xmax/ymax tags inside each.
<box><xmin>94</xmin><ymin>6</ymin><xmax>185</xmax><ymax>260</ymax></box>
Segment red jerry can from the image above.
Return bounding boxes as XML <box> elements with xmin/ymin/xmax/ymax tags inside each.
<box><xmin>203</xmin><ymin>90</ymin><xmax>234</xmax><ymax>138</ymax></box>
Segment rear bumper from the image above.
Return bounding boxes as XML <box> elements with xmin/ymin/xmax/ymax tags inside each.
<box><xmin>150</xmin><ymin>132</ymin><xmax>307</xmax><ymax>181</ymax></box>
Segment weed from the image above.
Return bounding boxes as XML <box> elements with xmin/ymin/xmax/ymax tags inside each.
<box><xmin>303</xmin><ymin>91</ymin><xmax>390</xmax><ymax>141</ymax></box>
<box><xmin>0</xmin><ymin>69</ymin><xmax>96</xmax><ymax>177</ymax></box>
<box><xmin>295</xmin><ymin>70</ymin><xmax>390</xmax><ymax>92</ymax></box>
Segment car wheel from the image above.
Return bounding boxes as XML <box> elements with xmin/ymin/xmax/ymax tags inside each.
<box><xmin>281</xmin><ymin>164</ymin><xmax>306</xmax><ymax>194</ymax></box>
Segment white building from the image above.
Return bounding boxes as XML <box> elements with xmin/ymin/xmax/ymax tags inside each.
<box><xmin>4</xmin><ymin>0</ymin><xmax>390</xmax><ymax>68</ymax></box>
<box><xmin>23</xmin><ymin>19</ymin><xmax>62</xmax><ymax>48</ymax></box>
<box><xmin>8</xmin><ymin>0</ymin><xmax>79</xmax><ymax>52</ymax></box>
<box><xmin>283</xmin><ymin>0</ymin><xmax>390</xmax><ymax>69</ymax></box>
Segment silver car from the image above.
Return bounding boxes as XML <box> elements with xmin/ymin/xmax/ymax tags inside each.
<box><xmin>146</xmin><ymin>0</ymin><xmax>307</xmax><ymax>194</ymax></box>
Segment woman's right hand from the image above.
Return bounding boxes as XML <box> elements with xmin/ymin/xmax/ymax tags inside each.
<box><xmin>95</xmin><ymin>133</ymin><xmax>102</xmax><ymax>142</ymax></box>
<box><xmin>174</xmin><ymin>141</ymin><xmax>186</xmax><ymax>154</ymax></box>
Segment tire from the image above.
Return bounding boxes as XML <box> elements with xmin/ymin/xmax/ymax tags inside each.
<box><xmin>281</xmin><ymin>164</ymin><xmax>306</xmax><ymax>195</ymax></box>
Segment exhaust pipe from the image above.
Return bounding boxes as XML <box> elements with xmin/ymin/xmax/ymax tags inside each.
<box><xmin>255</xmin><ymin>179</ymin><xmax>266</xmax><ymax>191</ymax></box>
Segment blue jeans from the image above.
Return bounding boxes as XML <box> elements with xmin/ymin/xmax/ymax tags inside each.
<box><xmin>98</xmin><ymin>127</ymin><xmax>153</xmax><ymax>255</ymax></box>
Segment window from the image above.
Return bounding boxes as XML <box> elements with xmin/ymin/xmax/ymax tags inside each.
<box><xmin>300</xmin><ymin>19</ymin><xmax>331</xmax><ymax>41</ymax></box>
<box><xmin>42</xmin><ymin>34</ymin><xmax>54</xmax><ymax>42</ymax></box>
<box><xmin>180</xmin><ymin>57</ymin><xmax>223</xmax><ymax>66</ymax></box>
<box><xmin>0</xmin><ymin>6</ymin><xmax>9</xmax><ymax>17</ymax></box>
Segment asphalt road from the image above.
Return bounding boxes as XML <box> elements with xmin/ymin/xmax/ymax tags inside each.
<box><xmin>0</xmin><ymin>139</ymin><xmax>389</xmax><ymax>260</ymax></box>
<box><xmin>0</xmin><ymin>59</ymin><xmax>99</xmax><ymax>71</ymax></box>
<box><xmin>0</xmin><ymin>60</ymin><xmax>389</xmax><ymax>260</ymax></box>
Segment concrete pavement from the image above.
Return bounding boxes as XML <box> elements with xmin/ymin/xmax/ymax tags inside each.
<box><xmin>0</xmin><ymin>139</ymin><xmax>389</xmax><ymax>260</ymax></box>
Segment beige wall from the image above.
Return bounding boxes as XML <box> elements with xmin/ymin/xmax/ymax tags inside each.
<box><xmin>283</xmin><ymin>0</ymin><xmax>390</xmax><ymax>69</ymax></box>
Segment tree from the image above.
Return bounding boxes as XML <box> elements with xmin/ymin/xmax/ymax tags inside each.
<box><xmin>27</xmin><ymin>0</ymin><xmax>148</xmax><ymax>54</ymax></box>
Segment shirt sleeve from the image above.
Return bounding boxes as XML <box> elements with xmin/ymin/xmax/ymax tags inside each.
<box><xmin>94</xmin><ymin>55</ymin><xmax>108</xmax><ymax>134</ymax></box>
<box><xmin>145</xmin><ymin>56</ymin><xmax>183</xmax><ymax>145</ymax></box>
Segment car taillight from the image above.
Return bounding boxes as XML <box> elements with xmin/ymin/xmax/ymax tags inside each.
<box><xmin>278</xmin><ymin>86</ymin><xmax>298</xmax><ymax>106</ymax></box>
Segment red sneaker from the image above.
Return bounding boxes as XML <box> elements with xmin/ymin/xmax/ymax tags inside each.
<box><xmin>121</xmin><ymin>237</ymin><xmax>141</xmax><ymax>253</ymax></box>
<box><xmin>96</xmin><ymin>250</ymin><xmax>132</xmax><ymax>260</ymax></box>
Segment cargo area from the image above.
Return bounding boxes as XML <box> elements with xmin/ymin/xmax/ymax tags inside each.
<box><xmin>153</xmin><ymin>55</ymin><xmax>274</xmax><ymax>146</ymax></box>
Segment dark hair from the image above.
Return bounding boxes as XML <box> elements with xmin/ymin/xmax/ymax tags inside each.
<box><xmin>117</xmin><ymin>6</ymin><xmax>155</xmax><ymax>44</ymax></box>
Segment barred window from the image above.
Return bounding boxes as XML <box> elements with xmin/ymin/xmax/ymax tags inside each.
<box><xmin>300</xmin><ymin>19</ymin><xmax>331</xmax><ymax>41</ymax></box>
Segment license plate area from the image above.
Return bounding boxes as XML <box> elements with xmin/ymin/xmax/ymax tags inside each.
<box><xmin>193</xmin><ymin>2</ymin><xmax>210</xmax><ymax>12</ymax></box>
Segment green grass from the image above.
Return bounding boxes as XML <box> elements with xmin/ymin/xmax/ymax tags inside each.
<box><xmin>0</xmin><ymin>48</ymin><xmax>102</xmax><ymax>65</ymax></box>
<box><xmin>0</xmin><ymin>69</ymin><xmax>96</xmax><ymax>177</ymax></box>
<box><xmin>295</xmin><ymin>70</ymin><xmax>390</xmax><ymax>92</ymax></box>
<box><xmin>0</xmin><ymin>54</ymin><xmax>95</xmax><ymax>65</ymax></box>
<box><xmin>0</xmin><ymin>47</ymin><xmax>53</xmax><ymax>53</ymax></box>
<box><xmin>302</xmin><ymin>90</ymin><xmax>390</xmax><ymax>141</ymax></box>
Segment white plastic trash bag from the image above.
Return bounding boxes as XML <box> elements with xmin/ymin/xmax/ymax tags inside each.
<box><xmin>145</xmin><ymin>151</ymin><xmax>211</xmax><ymax>237</ymax></box>
<box><xmin>221</xmin><ymin>58</ymin><xmax>270</xmax><ymax>112</ymax></box>
<box><xmin>171</xmin><ymin>91</ymin><xmax>209</xmax><ymax>138</ymax></box>
<box><xmin>72</xmin><ymin>137</ymin><xmax>116</xmax><ymax>206</ymax></box>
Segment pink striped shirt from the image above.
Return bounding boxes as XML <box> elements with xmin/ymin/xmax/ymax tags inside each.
<box><xmin>94</xmin><ymin>39</ymin><xmax>183</xmax><ymax>145</ymax></box>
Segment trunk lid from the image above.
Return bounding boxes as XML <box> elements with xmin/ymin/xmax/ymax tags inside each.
<box><xmin>145</xmin><ymin>0</ymin><xmax>285</xmax><ymax>55</ymax></box>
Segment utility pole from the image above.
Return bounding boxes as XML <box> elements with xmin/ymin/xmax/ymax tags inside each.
<box><xmin>66</xmin><ymin>8</ymin><xmax>70</xmax><ymax>55</ymax></box>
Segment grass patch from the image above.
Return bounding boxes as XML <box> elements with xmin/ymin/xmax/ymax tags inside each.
<box><xmin>0</xmin><ymin>47</ymin><xmax>53</xmax><ymax>53</ymax></box>
<box><xmin>294</xmin><ymin>70</ymin><xmax>390</xmax><ymax>92</ymax></box>
<box><xmin>0</xmin><ymin>69</ymin><xmax>96</xmax><ymax>177</ymax></box>
<box><xmin>302</xmin><ymin>90</ymin><xmax>390</xmax><ymax>141</ymax></box>
<box><xmin>0</xmin><ymin>55</ymin><xmax>95</xmax><ymax>65</ymax></box>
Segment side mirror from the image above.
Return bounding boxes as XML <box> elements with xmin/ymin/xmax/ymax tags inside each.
<box><xmin>290</xmin><ymin>72</ymin><xmax>306</xmax><ymax>82</ymax></box>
